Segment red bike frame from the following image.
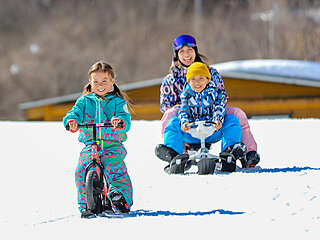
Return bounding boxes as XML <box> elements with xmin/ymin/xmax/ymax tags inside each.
<box><xmin>78</xmin><ymin>122</ymin><xmax>124</xmax><ymax>198</ymax></box>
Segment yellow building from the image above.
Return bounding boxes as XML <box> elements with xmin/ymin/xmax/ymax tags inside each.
<box><xmin>19</xmin><ymin>60</ymin><xmax>320</xmax><ymax>121</ymax></box>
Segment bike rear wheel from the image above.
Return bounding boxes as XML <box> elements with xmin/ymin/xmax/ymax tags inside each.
<box><xmin>85</xmin><ymin>170</ymin><xmax>103</xmax><ymax>214</ymax></box>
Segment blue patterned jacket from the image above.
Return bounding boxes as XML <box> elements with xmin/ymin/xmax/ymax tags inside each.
<box><xmin>63</xmin><ymin>93</ymin><xmax>131</xmax><ymax>146</ymax></box>
<box><xmin>160</xmin><ymin>64</ymin><xmax>228</xmax><ymax>113</ymax></box>
<box><xmin>179</xmin><ymin>80</ymin><xmax>227</xmax><ymax>124</ymax></box>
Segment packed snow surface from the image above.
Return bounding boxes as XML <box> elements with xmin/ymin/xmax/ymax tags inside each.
<box><xmin>1</xmin><ymin>119</ymin><xmax>319</xmax><ymax>240</ymax></box>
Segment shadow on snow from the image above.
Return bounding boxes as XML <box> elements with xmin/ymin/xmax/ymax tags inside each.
<box><xmin>169</xmin><ymin>166</ymin><xmax>320</xmax><ymax>175</ymax></box>
<box><xmin>103</xmin><ymin>209</ymin><xmax>245</xmax><ymax>218</ymax></box>
<box><xmin>236</xmin><ymin>166</ymin><xmax>320</xmax><ymax>174</ymax></box>
<box><xmin>34</xmin><ymin>209</ymin><xmax>245</xmax><ymax>224</ymax></box>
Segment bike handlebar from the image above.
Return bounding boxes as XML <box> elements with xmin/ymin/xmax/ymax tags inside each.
<box><xmin>66</xmin><ymin>122</ymin><xmax>124</xmax><ymax>131</ymax></box>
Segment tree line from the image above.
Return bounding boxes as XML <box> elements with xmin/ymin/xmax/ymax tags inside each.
<box><xmin>0</xmin><ymin>0</ymin><xmax>319</xmax><ymax>120</ymax></box>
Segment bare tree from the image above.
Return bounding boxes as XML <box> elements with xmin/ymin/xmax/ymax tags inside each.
<box><xmin>1</xmin><ymin>0</ymin><xmax>319</xmax><ymax>120</ymax></box>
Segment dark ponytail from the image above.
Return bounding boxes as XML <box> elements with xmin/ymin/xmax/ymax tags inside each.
<box><xmin>82</xmin><ymin>83</ymin><xmax>92</xmax><ymax>95</ymax></box>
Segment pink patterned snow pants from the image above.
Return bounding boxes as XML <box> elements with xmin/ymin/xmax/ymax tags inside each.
<box><xmin>75</xmin><ymin>141</ymin><xmax>133</xmax><ymax>212</ymax></box>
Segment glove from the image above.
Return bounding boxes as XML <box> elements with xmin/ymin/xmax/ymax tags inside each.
<box><xmin>66</xmin><ymin>120</ymin><xmax>79</xmax><ymax>133</ymax></box>
<box><xmin>111</xmin><ymin>118</ymin><xmax>125</xmax><ymax>130</ymax></box>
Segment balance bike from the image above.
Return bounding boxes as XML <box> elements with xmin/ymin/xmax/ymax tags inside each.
<box><xmin>68</xmin><ymin>122</ymin><xmax>123</xmax><ymax>215</ymax></box>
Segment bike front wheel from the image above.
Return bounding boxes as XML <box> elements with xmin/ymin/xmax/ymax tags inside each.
<box><xmin>85</xmin><ymin>170</ymin><xmax>103</xmax><ymax>214</ymax></box>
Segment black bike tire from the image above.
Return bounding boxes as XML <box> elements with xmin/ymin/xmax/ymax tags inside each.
<box><xmin>85</xmin><ymin>170</ymin><xmax>103</xmax><ymax>214</ymax></box>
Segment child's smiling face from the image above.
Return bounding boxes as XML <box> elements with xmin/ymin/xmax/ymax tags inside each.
<box><xmin>90</xmin><ymin>70</ymin><xmax>115</xmax><ymax>96</ymax></box>
<box><xmin>189</xmin><ymin>76</ymin><xmax>209</xmax><ymax>93</ymax></box>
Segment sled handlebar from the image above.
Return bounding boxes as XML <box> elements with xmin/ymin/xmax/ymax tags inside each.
<box><xmin>186</xmin><ymin>121</ymin><xmax>217</xmax><ymax>128</ymax></box>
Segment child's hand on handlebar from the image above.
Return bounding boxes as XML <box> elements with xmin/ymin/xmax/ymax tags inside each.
<box><xmin>181</xmin><ymin>122</ymin><xmax>191</xmax><ymax>132</ymax></box>
<box><xmin>67</xmin><ymin>120</ymin><xmax>79</xmax><ymax>133</ymax></box>
<box><xmin>215</xmin><ymin>120</ymin><xmax>222</xmax><ymax>130</ymax></box>
<box><xmin>111</xmin><ymin>118</ymin><xmax>125</xmax><ymax>130</ymax></box>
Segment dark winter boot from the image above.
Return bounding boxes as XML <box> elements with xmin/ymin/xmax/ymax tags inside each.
<box><xmin>109</xmin><ymin>191</ymin><xmax>130</xmax><ymax>213</ymax></box>
<box><xmin>245</xmin><ymin>151</ymin><xmax>260</xmax><ymax>168</ymax></box>
<box><xmin>219</xmin><ymin>153</ymin><xmax>237</xmax><ymax>172</ymax></box>
<box><xmin>164</xmin><ymin>154</ymin><xmax>190</xmax><ymax>174</ymax></box>
<box><xmin>220</xmin><ymin>143</ymin><xmax>247</xmax><ymax>172</ymax></box>
<box><xmin>81</xmin><ymin>208</ymin><xmax>96</xmax><ymax>219</ymax></box>
<box><xmin>103</xmin><ymin>196</ymin><xmax>114</xmax><ymax>213</ymax></box>
<box><xmin>155</xmin><ymin>144</ymin><xmax>179</xmax><ymax>162</ymax></box>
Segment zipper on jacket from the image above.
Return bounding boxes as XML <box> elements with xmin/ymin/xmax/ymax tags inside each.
<box><xmin>95</xmin><ymin>96</ymin><xmax>104</xmax><ymax>150</ymax></box>
<box><xmin>199</xmin><ymin>93</ymin><xmax>204</xmax><ymax>116</ymax></box>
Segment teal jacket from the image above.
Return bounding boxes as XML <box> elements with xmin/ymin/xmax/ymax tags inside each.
<box><xmin>63</xmin><ymin>93</ymin><xmax>131</xmax><ymax>145</ymax></box>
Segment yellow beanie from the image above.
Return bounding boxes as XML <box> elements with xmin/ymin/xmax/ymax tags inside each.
<box><xmin>186</xmin><ymin>62</ymin><xmax>211</xmax><ymax>82</ymax></box>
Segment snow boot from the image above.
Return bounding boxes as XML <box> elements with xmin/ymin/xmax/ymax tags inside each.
<box><xmin>109</xmin><ymin>191</ymin><xmax>130</xmax><ymax>213</ymax></box>
<box><xmin>164</xmin><ymin>153</ymin><xmax>190</xmax><ymax>174</ymax></box>
<box><xmin>218</xmin><ymin>154</ymin><xmax>236</xmax><ymax>172</ymax></box>
<box><xmin>220</xmin><ymin>142</ymin><xmax>247</xmax><ymax>172</ymax></box>
<box><xmin>81</xmin><ymin>208</ymin><xmax>96</xmax><ymax>219</ymax></box>
<box><xmin>155</xmin><ymin>144</ymin><xmax>179</xmax><ymax>162</ymax></box>
<box><xmin>245</xmin><ymin>151</ymin><xmax>260</xmax><ymax>168</ymax></box>
<box><xmin>103</xmin><ymin>196</ymin><xmax>114</xmax><ymax>213</ymax></box>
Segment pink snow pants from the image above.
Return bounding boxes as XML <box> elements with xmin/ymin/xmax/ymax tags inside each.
<box><xmin>160</xmin><ymin>106</ymin><xmax>257</xmax><ymax>152</ymax></box>
<box><xmin>75</xmin><ymin>142</ymin><xmax>133</xmax><ymax>212</ymax></box>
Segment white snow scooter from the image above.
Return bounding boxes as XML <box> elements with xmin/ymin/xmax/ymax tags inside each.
<box><xmin>165</xmin><ymin>120</ymin><xmax>232</xmax><ymax>175</ymax></box>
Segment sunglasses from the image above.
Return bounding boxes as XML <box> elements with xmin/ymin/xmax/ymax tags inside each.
<box><xmin>173</xmin><ymin>35</ymin><xmax>197</xmax><ymax>51</ymax></box>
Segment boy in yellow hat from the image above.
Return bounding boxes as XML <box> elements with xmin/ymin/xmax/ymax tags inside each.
<box><xmin>155</xmin><ymin>62</ymin><xmax>247</xmax><ymax>172</ymax></box>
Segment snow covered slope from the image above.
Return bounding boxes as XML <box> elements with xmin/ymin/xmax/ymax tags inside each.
<box><xmin>0</xmin><ymin>119</ymin><xmax>319</xmax><ymax>240</ymax></box>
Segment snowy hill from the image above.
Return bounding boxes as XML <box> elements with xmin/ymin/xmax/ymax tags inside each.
<box><xmin>1</xmin><ymin>119</ymin><xmax>320</xmax><ymax>240</ymax></box>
